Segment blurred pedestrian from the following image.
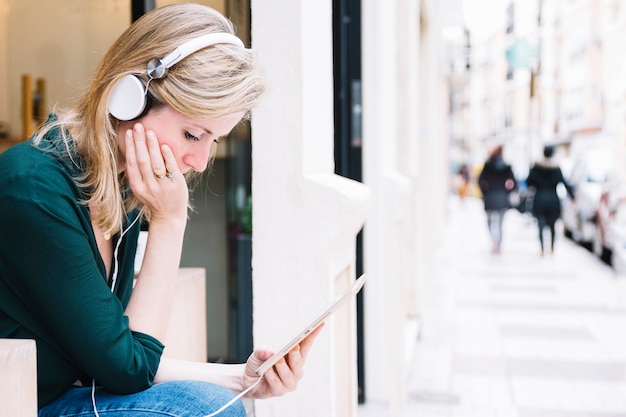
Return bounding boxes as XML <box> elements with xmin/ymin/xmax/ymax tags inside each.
<box><xmin>478</xmin><ymin>146</ymin><xmax>517</xmax><ymax>254</ymax></box>
<box><xmin>455</xmin><ymin>163</ymin><xmax>471</xmax><ymax>201</ymax></box>
<box><xmin>526</xmin><ymin>145</ymin><xmax>575</xmax><ymax>256</ymax></box>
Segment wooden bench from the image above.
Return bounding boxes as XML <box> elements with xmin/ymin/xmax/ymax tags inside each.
<box><xmin>0</xmin><ymin>338</ymin><xmax>37</xmax><ymax>416</ymax></box>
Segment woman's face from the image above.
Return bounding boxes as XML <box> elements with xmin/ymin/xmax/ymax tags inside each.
<box><xmin>117</xmin><ymin>106</ymin><xmax>244</xmax><ymax>174</ymax></box>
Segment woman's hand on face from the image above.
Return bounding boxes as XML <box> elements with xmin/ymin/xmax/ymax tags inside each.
<box><xmin>124</xmin><ymin>123</ymin><xmax>189</xmax><ymax>223</ymax></box>
<box><xmin>242</xmin><ymin>323</ymin><xmax>324</xmax><ymax>399</ymax></box>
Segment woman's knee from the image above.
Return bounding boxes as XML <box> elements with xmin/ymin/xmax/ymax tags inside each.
<box><xmin>153</xmin><ymin>380</ymin><xmax>246</xmax><ymax>417</ymax></box>
<box><xmin>71</xmin><ymin>380</ymin><xmax>247</xmax><ymax>417</ymax></box>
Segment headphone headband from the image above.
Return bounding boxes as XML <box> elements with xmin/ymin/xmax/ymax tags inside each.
<box><xmin>148</xmin><ymin>32</ymin><xmax>244</xmax><ymax>80</ymax></box>
<box><xmin>161</xmin><ymin>32</ymin><xmax>244</xmax><ymax>70</ymax></box>
<box><xmin>108</xmin><ymin>32</ymin><xmax>245</xmax><ymax>121</ymax></box>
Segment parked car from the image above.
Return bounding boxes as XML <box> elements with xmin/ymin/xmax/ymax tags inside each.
<box><xmin>593</xmin><ymin>183</ymin><xmax>626</xmax><ymax>272</ymax></box>
<box><xmin>561</xmin><ymin>148</ymin><xmax>611</xmax><ymax>249</ymax></box>
<box><xmin>610</xmin><ymin>224</ymin><xmax>626</xmax><ymax>276</ymax></box>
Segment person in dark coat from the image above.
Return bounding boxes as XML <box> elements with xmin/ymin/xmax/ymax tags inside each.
<box><xmin>526</xmin><ymin>145</ymin><xmax>575</xmax><ymax>256</ymax></box>
<box><xmin>478</xmin><ymin>146</ymin><xmax>517</xmax><ymax>253</ymax></box>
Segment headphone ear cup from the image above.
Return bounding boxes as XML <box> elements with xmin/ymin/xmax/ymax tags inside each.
<box><xmin>108</xmin><ymin>75</ymin><xmax>147</xmax><ymax>121</ymax></box>
<box><xmin>132</xmin><ymin>91</ymin><xmax>153</xmax><ymax>121</ymax></box>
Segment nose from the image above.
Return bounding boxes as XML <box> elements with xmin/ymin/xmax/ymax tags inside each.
<box><xmin>183</xmin><ymin>141</ymin><xmax>215</xmax><ymax>173</ymax></box>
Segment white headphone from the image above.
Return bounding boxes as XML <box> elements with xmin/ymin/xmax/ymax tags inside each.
<box><xmin>107</xmin><ymin>32</ymin><xmax>245</xmax><ymax>121</ymax></box>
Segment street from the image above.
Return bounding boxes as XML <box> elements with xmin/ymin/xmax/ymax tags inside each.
<box><xmin>404</xmin><ymin>196</ymin><xmax>626</xmax><ymax>416</ymax></box>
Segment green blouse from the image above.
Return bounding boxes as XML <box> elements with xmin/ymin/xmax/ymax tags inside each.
<box><xmin>0</xmin><ymin>124</ymin><xmax>164</xmax><ymax>408</ymax></box>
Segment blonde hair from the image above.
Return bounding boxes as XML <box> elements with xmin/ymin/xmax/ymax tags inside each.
<box><xmin>33</xmin><ymin>3</ymin><xmax>265</xmax><ymax>237</ymax></box>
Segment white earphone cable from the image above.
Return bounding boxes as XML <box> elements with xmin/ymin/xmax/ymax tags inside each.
<box><xmin>92</xmin><ymin>213</ymin><xmax>142</xmax><ymax>415</ymax></box>
<box><xmin>91</xmin><ymin>379</ymin><xmax>101</xmax><ymax>417</ymax></box>
<box><xmin>203</xmin><ymin>375</ymin><xmax>264</xmax><ymax>417</ymax></box>
<box><xmin>109</xmin><ymin>213</ymin><xmax>141</xmax><ymax>293</ymax></box>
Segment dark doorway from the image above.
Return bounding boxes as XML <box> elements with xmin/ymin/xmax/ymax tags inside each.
<box><xmin>131</xmin><ymin>0</ymin><xmax>155</xmax><ymax>22</ymax></box>
<box><xmin>332</xmin><ymin>0</ymin><xmax>364</xmax><ymax>404</ymax></box>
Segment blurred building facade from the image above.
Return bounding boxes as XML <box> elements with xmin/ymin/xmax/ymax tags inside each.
<box><xmin>448</xmin><ymin>0</ymin><xmax>626</xmax><ymax>182</ymax></box>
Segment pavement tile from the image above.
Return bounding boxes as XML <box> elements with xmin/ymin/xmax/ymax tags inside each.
<box><xmin>358</xmin><ymin>196</ymin><xmax>626</xmax><ymax>417</ymax></box>
<box><xmin>499</xmin><ymin>324</ymin><xmax>593</xmax><ymax>339</ymax></box>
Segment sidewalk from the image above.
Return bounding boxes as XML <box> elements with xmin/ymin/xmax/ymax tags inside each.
<box><xmin>401</xmin><ymin>196</ymin><xmax>626</xmax><ymax>416</ymax></box>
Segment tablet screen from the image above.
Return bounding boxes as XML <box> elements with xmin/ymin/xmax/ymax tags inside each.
<box><xmin>254</xmin><ymin>274</ymin><xmax>367</xmax><ymax>376</ymax></box>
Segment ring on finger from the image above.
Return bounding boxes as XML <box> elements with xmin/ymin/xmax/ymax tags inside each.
<box><xmin>154</xmin><ymin>170</ymin><xmax>173</xmax><ymax>179</ymax></box>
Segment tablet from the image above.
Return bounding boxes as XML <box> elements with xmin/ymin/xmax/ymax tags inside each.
<box><xmin>254</xmin><ymin>273</ymin><xmax>367</xmax><ymax>376</ymax></box>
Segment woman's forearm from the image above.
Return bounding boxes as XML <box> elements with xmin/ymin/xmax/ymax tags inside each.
<box><xmin>155</xmin><ymin>357</ymin><xmax>246</xmax><ymax>393</ymax></box>
<box><xmin>124</xmin><ymin>217</ymin><xmax>187</xmax><ymax>341</ymax></box>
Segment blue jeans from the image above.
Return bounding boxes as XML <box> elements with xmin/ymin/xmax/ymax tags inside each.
<box><xmin>486</xmin><ymin>209</ymin><xmax>506</xmax><ymax>249</ymax></box>
<box><xmin>38</xmin><ymin>380</ymin><xmax>246</xmax><ymax>417</ymax></box>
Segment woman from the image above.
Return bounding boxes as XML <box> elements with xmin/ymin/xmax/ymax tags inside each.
<box><xmin>478</xmin><ymin>146</ymin><xmax>517</xmax><ymax>254</ymax></box>
<box><xmin>0</xmin><ymin>4</ymin><xmax>320</xmax><ymax>416</ymax></box>
<box><xmin>526</xmin><ymin>145</ymin><xmax>575</xmax><ymax>256</ymax></box>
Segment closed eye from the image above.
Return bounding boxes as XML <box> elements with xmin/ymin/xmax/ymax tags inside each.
<box><xmin>184</xmin><ymin>131</ymin><xmax>199</xmax><ymax>142</ymax></box>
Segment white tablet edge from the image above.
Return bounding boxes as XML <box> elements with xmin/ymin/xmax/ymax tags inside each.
<box><xmin>254</xmin><ymin>274</ymin><xmax>367</xmax><ymax>376</ymax></box>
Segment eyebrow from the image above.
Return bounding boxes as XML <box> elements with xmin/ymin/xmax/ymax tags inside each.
<box><xmin>200</xmin><ymin>127</ymin><xmax>214</xmax><ymax>136</ymax></box>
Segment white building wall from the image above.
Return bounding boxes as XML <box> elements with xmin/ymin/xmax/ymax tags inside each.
<box><xmin>538</xmin><ymin>0</ymin><xmax>558</xmax><ymax>142</ymax></box>
<box><xmin>600</xmin><ymin>0</ymin><xmax>626</xmax><ymax>146</ymax></box>
<box><xmin>359</xmin><ymin>0</ymin><xmax>449</xmax><ymax>415</ymax></box>
<box><xmin>418</xmin><ymin>0</ymin><xmax>449</xmax><ymax>263</ymax></box>
<box><xmin>396</xmin><ymin>0</ymin><xmax>422</xmax><ymax>321</ymax></box>
<box><xmin>251</xmin><ymin>1</ymin><xmax>370</xmax><ymax>417</ymax></box>
<box><xmin>360</xmin><ymin>0</ymin><xmax>409</xmax><ymax>414</ymax></box>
